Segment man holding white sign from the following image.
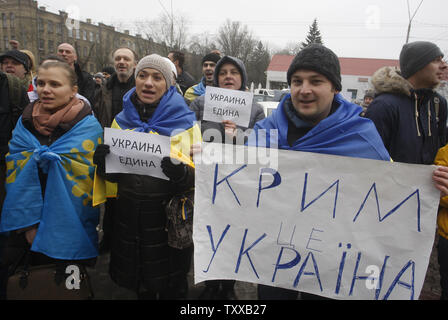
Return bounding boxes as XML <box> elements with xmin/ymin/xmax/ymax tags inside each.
<box><xmin>190</xmin><ymin>56</ymin><xmax>265</xmax><ymax>146</ymax></box>
<box><xmin>245</xmin><ymin>44</ymin><xmax>392</xmax><ymax>299</ymax></box>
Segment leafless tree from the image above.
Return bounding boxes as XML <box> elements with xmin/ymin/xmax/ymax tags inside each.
<box><xmin>135</xmin><ymin>12</ymin><xmax>190</xmax><ymax>53</ymax></box>
<box><xmin>217</xmin><ymin>19</ymin><xmax>257</xmax><ymax>65</ymax></box>
<box><xmin>188</xmin><ymin>32</ymin><xmax>218</xmax><ymax>57</ymax></box>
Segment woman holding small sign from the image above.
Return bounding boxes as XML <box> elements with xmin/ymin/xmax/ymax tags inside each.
<box><xmin>93</xmin><ymin>54</ymin><xmax>201</xmax><ymax>299</ymax></box>
<box><xmin>190</xmin><ymin>56</ymin><xmax>266</xmax><ymax>299</ymax></box>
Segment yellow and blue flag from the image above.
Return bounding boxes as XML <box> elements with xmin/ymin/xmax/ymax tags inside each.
<box><xmin>113</xmin><ymin>86</ymin><xmax>202</xmax><ymax>167</ymax></box>
<box><xmin>0</xmin><ymin>115</ymin><xmax>103</xmax><ymax>260</ymax></box>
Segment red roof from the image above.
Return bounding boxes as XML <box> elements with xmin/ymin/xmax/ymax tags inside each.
<box><xmin>268</xmin><ymin>54</ymin><xmax>399</xmax><ymax>77</ymax></box>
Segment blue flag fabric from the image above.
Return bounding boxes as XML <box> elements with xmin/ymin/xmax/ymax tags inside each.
<box><xmin>247</xmin><ymin>94</ymin><xmax>390</xmax><ymax>161</ymax></box>
<box><xmin>0</xmin><ymin>115</ymin><xmax>103</xmax><ymax>260</ymax></box>
<box><xmin>114</xmin><ymin>86</ymin><xmax>197</xmax><ymax>135</ymax></box>
<box><xmin>193</xmin><ymin>78</ymin><xmax>206</xmax><ymax>97</ymax></box>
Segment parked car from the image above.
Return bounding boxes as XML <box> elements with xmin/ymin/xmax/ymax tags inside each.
<box><xmin>254</xmin><ymin>89</ymin><xmax>275</xmax><ymax>97</ymax></box>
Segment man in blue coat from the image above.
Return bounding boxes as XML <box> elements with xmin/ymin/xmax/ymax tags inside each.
<box><xmin>366</xmin><ymin>41</ymin><xmax>448</xmax><ymax>165</ymax></box>
<box><xmin>247</xmin><ymin>44</ymin><xmax>391</xmax><ymax>299</ymax></box>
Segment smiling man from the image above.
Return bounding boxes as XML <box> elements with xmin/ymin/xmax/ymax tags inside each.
<box><xmin>184</xmin><ymin>52</ymin><xmax>221</xmax><ymax>104</ymax></box>
<box><xmin>247</xmin><ymin>44</ymin><xmax>393</xmax><ymax>300</ymax></box>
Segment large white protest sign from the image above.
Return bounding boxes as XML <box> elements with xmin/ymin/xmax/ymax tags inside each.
<box><xmin>193</xmin><ymin>143</ymin><xmax>440</xmax><ymax>300</ymax></box>
<box><xmin>104</xmin><ymin>128</ymin><xmax>171</xmax><ymax>180</ymax></box>
<box><xmin>203</xmin><ymin>86</ymin><xmax>253</xmax><ymax>128</ymax></box>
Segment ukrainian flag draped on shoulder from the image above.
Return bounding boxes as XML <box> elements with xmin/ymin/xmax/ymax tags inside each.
<box><xmin>112</xmin><ymin>86</ymin><xmax>201</xmax><ymax>167</ymax></box>
<box><xmin>0</xmin><ymin>115</ymin><xmax>103</xmax><ymax>260</ymax></box>
<box><xmin>247</xmin><ymin>94</ymin><xmax>390</xmax><ymax>161</ymax></box>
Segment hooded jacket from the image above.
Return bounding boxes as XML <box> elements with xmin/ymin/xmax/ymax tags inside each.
<box><xmin>365</xmin><ymin>66</ymin><xmax>447</xmax><ymax>164</ymax></box>
<box><xmin>189</xmin><ymin>56</ymin><xmax>265</xmax><ymax>144</ymax></box>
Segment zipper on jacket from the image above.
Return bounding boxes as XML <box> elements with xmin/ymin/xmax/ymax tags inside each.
<box><xmin>414</xmin><ymin>93</ymin><xmax>421</xmax><ymax>137</ymax></box>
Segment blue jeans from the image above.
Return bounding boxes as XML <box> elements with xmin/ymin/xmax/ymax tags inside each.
<box><xmin>438</xmin><ymin>235</ymin><xmax>448</xmax><ymax>300</ymax></box>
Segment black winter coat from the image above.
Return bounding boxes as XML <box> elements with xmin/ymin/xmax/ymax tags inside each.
<box><xmin>365</xmin><ymin>66</ymin><xmax>447</xmax><ymax>165</ymax></box>
<box><xmin>75</xmin><ymin>63</ymin><xmax>97</xmax><ymax>107</ymax></box>
<box><xmin>107</xmin><ymin>170</ymin><xmax>194</xmax><ymax>294</ymax></box>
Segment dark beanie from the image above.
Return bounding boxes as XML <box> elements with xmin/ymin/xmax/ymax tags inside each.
<box><xmin>202</xmin><ymin>53</ymin><xmax>221</xmax><ymax>64</ymax></box>
<box><xmin>400</xmin><ymin>41</ymin><xmax>444</xmax><ymax>79</ymax></box>
<box><xmin>287</xmin><ymin>44</ymin><xmax>342</xmax><ymax>91</ymax></box>
<box><xmin>0</xmin><ymin>50</ymin><xmax>30</xmax><ymax>71</ymax></box>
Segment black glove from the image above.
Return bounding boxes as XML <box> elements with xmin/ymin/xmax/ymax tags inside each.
<box><xmin>161</xmin><ymin>157</ymin><xmax>187</xmax><ymax>182</ymax></box>
<box><xmin>93</xmin><ymin>144</ymin><xmax>110</xmax><ymax>175</ymax></box>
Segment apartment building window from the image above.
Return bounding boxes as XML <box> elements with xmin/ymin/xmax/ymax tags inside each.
<box><xmin>3</xmin><ymin>36</ymin><xmax>8</xmax><ymax>50</ymax></box>
<box><xmin>75</xmin><ymin>28</ymin><xmax>80</xmax><ymax>39</ymax></box>
<box><xmin>47</xmin><ymin>21</ymin><xmax>54</xmax><ymax>33</ymax></box>
<box><xmin>83</xmin><ymin>30</ymin><xmax>87</xmax><ymax>41</ymax></box>
<box><xmin>48</xmin><ymin>40</ymin><xmax>54</xmax><ymax>53</ymax></box>
<box><xmin>56</xmin><ymin>23</ymin><xmax>62</xmax><ymax>35</ymax></box>
<box><xmin>83</xmin><ymin>46</ymin><xmax>87</xmax><ymax>57</ymax></box>
<box><xmin>38</xmin><ymin>18</ymin><xmax>44</xmax><ymax>32</ymax></box>
<box><xmin>39</xmin><ymin>39</ymin><xmax>44</xmax><ymax>51</ymax></box>
<box><xmin>96</xmin><ymin>33</ymin><xmax>100</xmax><ymax>43</ymax></box>
<box><xmin>2</xmin><ymin>14</ymin><xmax>7</xmax><ymax>28</ymax></box>
<box><xmin>89</xmin><ymin>31</ymin><xmax>94</xmax><ymax>42</ymax></box>
<box><xmin>68</xmin><ymin>27</ymin><xmax>73</xmax><ymax>38</ymax></box>
<box><xmin>10</xmin><ymin>13</ymin><xmax>14</xmax><ymax>29</ymax></box>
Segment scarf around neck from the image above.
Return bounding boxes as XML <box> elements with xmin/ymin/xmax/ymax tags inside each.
<box><xmin>32</xmin><ymin>97</ymin><xmax>84</xmax><ymax>136</ymax></box>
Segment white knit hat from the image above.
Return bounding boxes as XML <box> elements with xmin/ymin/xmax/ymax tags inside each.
<box><xmin>135</xmin><ymin>54</ymin><xmax>174</xmax><ymax>90</ymax></box>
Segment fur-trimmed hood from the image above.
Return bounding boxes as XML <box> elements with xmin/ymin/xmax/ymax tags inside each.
<box><xmin>371</xmin><ymin>66</ymin><xmax>413</xmax><ymax>97</ymax></box>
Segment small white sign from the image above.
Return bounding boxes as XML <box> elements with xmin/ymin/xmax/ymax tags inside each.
<box><xmin>203</xmin><ymin>86</ymin><xmax>254</xmax><ymax>128</ymax></box>
<box><xmin>104</xmin><ymin>128</ymin><xmax>171</xmax><ymax>180</ymax></box>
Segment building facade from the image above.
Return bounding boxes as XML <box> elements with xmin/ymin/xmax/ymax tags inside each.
<box><xmin>0</xmin><ymin>0</ymin><xmax>170</xmax><ymax>73</ymax></box>
<box><xmin>266</xmin><ymin>54</ymin><xmax>403</xmax><ymax>102</ymax></box>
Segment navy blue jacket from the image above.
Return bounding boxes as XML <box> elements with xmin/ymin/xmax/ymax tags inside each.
<box><xmin>365</xmin><ymin>67</ymin><xmax>447</xmax><ymax>165</ymax></box>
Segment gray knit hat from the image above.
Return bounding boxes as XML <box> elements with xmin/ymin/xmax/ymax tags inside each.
<box><xmin>135</xmin><ymin>54</ymin><xmax>174</xmax><ymax>90</ymax></box>
<box><xmin>400</xmin><ymin>41</ymin><xmax>444</xmax><ymax>79</ymax></box>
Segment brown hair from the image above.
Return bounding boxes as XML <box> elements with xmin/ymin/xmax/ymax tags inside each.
<box><xmin>38</xmin><ymin>61</ymin><xmax>77</xmax><ymax>87</ymax></box>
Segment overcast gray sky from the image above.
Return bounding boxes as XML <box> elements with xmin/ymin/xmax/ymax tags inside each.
<box><xmin>37</xmin><ymin>0</ymin><xmax>448</xmax><ymax>60</ymax></box>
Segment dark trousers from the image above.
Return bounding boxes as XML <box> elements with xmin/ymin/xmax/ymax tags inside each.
<box><xmin>438</xmin><ymin>235</ymin><xmax>448</xmax><ymax>300</ymax></box>
<box><xmin>0</xmin><ymin>232</ymin><xmax>8</xmax><ymax>300</ymax></box>
<box><xmin>257</xmin><ymin>284</ymin><xmax>332</xmax><ymax>300</ymax></box>
<box><xmin>0</xmin><ymin>163</ymin><xmax>7</xmax><ymax>299</ymax></box>
<box><xmin>258</xmin><ymin>284</ymin><xmax>298</xmax><ymax>300</ymax></box>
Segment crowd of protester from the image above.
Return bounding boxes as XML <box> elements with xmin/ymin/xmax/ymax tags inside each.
<box><xmin>0</xmin><ymin>38</ymin><xmax>447</xmax><ymax>301</ymax></box>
